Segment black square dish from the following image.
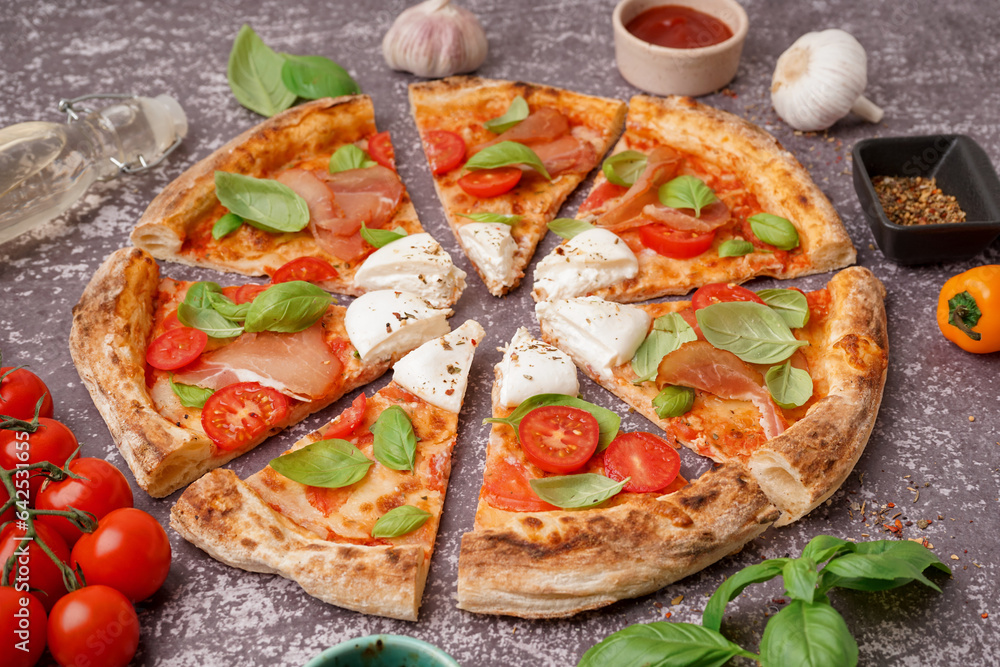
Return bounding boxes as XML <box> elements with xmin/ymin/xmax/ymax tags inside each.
<box><xmin>852</xmin><ymin>134</ymin><xmax>1000</xmax><ymax>264</ymax></box>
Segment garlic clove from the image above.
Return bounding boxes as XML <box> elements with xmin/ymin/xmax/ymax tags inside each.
<box><xmin>382</xmin><ymin>0</ymin><xmax>488</xmax><ymax>79</ymax></box>
<box><xmin>771</xmin><ymin>29</ymin><xmax>884</xmax><ymax>131</ymax></box>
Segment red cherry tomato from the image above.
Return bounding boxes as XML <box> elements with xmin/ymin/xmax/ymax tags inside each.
<box><xmin>0</xmin><ymin>419</ymin><xmax>79</xmax><ymax>501</ymax></box>
<box><xmin>323</xmin><ymin>393</ymin><xmax>367</xmax><ymax>440</ymax></box>
<box><xmin>160</xmin><ymin>309</ymin><xmax>184</xmax><ymax>331</ymax></box>
<box><xmin>579</xmin><ymin>180</ymin><xmax>629</xmax><ymax>214</ymax></box>
<box><xmin>691</xmin><ymin>283</ymin><xmax>766</xmax><ymax>311</ymax></box>
<box><xmin>71</xmin><ymin>508</ymin><xmax>171</xmax><ymax>602</ymax></box>
<box><xmin>145</xmin><ymin>327</ymin><xmax>208</xmax><ymax>371</ymax></box>
<box><xmin>0</xmin><ymin>521</ymin><xmax>71</xmax><ymax>612</ymax></box>
<box><xmin>47</xmin><ymin>585</ymin><xmax>139</xmax><ymax>667</ymax></box>
<box><xmin>0</xmin><ymin>586</ymin><xmax>46</xmax><ymax>667</ymax></box>
<box><xmin>483</xmin><ymin>458</ymin><xmax>558</xmax><ymax>513</ymax></box>
<box><xmin>637</xmin><ymin>224</ymin><xmax>716</xmax><ymax>259</ymax></box>
<box><xmin>201</xmin><ymin>382</ymin><xmax>290</xmax><ymax>451</ymax></box>
<box><xmin>271</xmin><ymin>257</ymin><xmax>339</xmax><ymax>284</ymax></box>
<box><xmin>423</xmin><ymin>130</ymin><xmax>467</xmax><ymax>175</ymax></box>
<box><xmin>368</xmin><ymin>131</ymin><xmax>396</xmax><ymax>171</ymax></box>
<box><xmin>458</xmin><ymin>167</ymin><xmax>523</xmax><ymax>198</ymax></box>
<box><xmin>0</xmin><ymin>366</ymin><xmax>53</xmax><ymax>421</ymax></box>
<box><xmin>35</xmin><ymin>458</ymin><xmax>134</xmax><ymax>547</ymax></box>
<box><xmin>518</xmin><ymin>405</ymin><xmax>600</xmax><ymax>474</ymax></box>
<box><xmin>677</xmin><ymin>307</ymin><xmax>705</xmax><ymax>340</ymax></box>
<box><xmin>604</xmin><ymin>431</ymin><xmax>680</xmax><ymax>493</ymax></box>
<box><xmin>0</xmin><ymin>484</ymin><xmax>14</xmax><ymax>527</ymax></box>
<box><xmin>219</xmin><ymin>285</ymin><xmax>241</xmax><ymax>301</ymax></box>
<box><xmin>234</xmin><ymin>283</ymin><xmax>270</xmax><ymax>304</ymax></box>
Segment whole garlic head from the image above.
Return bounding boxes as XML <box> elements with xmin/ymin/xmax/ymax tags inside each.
<box><xmin>771</xmin><ymin>29</ymin><xmax>884</xmax><ymax>131</ymax></box>
<box><xmin>382</xmin><ymin>0</ymin><xmax>488</xmax><ymax>78</ymax></box>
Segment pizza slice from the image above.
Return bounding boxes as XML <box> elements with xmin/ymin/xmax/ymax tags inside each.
<box><xmin>69</xmin><ymin>247</ymin><xmax>455</xmax><ymax>497</ymax></box>
<box><xmin>171</xmin><ymin>320</ymin><xmax>485</xmax><ymax>621</ymax></box>
<box><xmin>531</xmin><ymin>95</ymin><xmax>857</xmax><ymax>303</ymax></box>
<box><xmin>408</xmin><ymin>76</ymin><xmax>626</xmax><ymax>297</ymax></box>
<box><xmin>131</xmin><ymin>95</ymin><xmax>466</xmax><ymax>307</ymax></box>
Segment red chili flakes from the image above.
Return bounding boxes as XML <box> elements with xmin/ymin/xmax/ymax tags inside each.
<box><xmin>664</xmin><ymin>611</ymin><xmax>672</xmax><ymax>619</ymax></box>
<box><xmin>887</xmin><ymin>502</ymin><xmax>896</xmax><ymax>508</ymax></box>
<box><xmin>884</xmin><ymin>519</ymin><xmax>904</xmax><ymax>534</ymax></box>
<box><xmin>772</xmin><ymin>598</ymin><xmax>786</xmax><ymax>605</ymax></box>
<box><xmin>872</xmin><ymin>175</ymin><xmax>967</xmax><ymax>226</ymax></box>
<box><xmin>983</xmin><ymin>613</ymin><xmax>989</xmax><ymax>619</ymax></box>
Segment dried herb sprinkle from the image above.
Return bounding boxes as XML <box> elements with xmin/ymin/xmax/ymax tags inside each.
<box><xmin>872</xmin><ymin>175</ymin><xmax>967</xmax><ymax>226</ymax></box>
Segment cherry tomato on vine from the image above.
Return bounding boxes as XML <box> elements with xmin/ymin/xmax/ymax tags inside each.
<box><xmin>36</xmin><ymin>458</ymin><xmax>134</xmax><ymax>547</ymax></box>
<box><xmin>368</xmin><ymin>131</ymin><xmax>396</xmax><ymax>171</ymax></box>
<box><xmin>423</xmin><ymin>130</ymin><xmax>466</xmax><ymax>175</ymax></box>
<box><xmin>47</xmin><ymin>585</ymin><xmax>139</xmax><ymax>667</ymax></box>
<box><xmin>603</xmin><ymin>431</ymin><xmax>680</xmax><ymax>493</ymax></box>
<box><xmin>0</xmin><ymin>521</ymin><xmax>71</xmax><ymax>613</ymax></box>
<box><xmin>0</xmin><ymin>586</ymin><xmax>46</xmax><ymax>667</ymax></box>
<box><xmin>0</xmin><ymin>366</ymin><xmax>53</xmax><ymax>421</ymax></box>
<box><xmin>71</xmin><ymin>508</ymin><xmax>171</xmax><ymax>602</ymax></box>
<box><xmin>691</xmin><ymin>282</ymin><xmax>766</xmax><ymax>311</ymax></box>
<box><xmin>0</xmin><ymin>484</ymin><xmax>14</xmax><ymax>527</ymax></box>
<box><xmin>457</xmin><ymin>167</ymin><xmax>522</xmax><ymax>198</ymax></box>
<box><xmin>145</xmin><ymin>327</ymin><xmax>208</xmax><ymax>371</ymax></box>
<box><xmin>271</xmin><ymin>257</ymin><xmax>339</xmax><ymax>285</ymax></box>
<box><xmin>201</xmin><ymin>382</ymin><xmax>290</xmax><ymax>451</ymax></box>
<box><xmin>323</xmin><ymin>393</ymin><xmax>367</xmax><ymax>440</ymax></box>
<box><xmin>518</xmin><ymin>405</ymin><xmax>600</xmax><ymax>474</ymax></box>
<box><xmin>637</xmin><ymin>225</ymin><xmax>716</xmax><ymax>259</ymax></box>
<box><xmin>0</xmin><ymin>419</ymin><xmax>79</xmax><ymax>501</ymax></box>
<box><xmin>482</xmin><ymin>457</ymin><xmax>557</xmax><ymax>513</ymax></box>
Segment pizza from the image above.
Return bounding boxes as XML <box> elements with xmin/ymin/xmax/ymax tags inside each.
<box><xmin>408</xmin><ymin>76</ymin><xmax>626</xmax><ymax>296</ymax></box>
<box><xmin>531</xmin><ymin>95</ymin><xmax>857</xmax><ymax>303</ymax></box>
<box><xmin>170</xmin><ymin>320</ymin><xmax>485</xmax><ymax>621</ymax></box>
<box><xmin>457</xmin><ymin>267</ymin><xmax>887</xmax><ymax>617</ymax></box>
<box><xmin>130</xmin><ymin>95</ymin><xmax>466</xmax><ymax>307</ymax></box>
<box><xmin>69</xmin><ymin>247</ymin><xmax>455</xmax><ymax>497</ymax></box>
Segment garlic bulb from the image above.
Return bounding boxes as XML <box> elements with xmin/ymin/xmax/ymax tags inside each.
<box><xmin>771</xmin><ymin>29</ymin><xmax>884</xmax><ymax>131</ymax></box>
<box><xmin>382</xmin><ymin>0</ymin><xmax>488</xmax><ymax>78</ymax></box>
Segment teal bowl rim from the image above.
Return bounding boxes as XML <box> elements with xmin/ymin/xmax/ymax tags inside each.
<box><xmin>303</xmin><ymin>634</ymin><xmax>460</xmax><ymax>667</ymax></box>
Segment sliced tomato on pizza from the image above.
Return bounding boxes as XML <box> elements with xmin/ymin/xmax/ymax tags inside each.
<box><xmin>171</xmin><ymin>320</ymin><xmax>485</xmax><ymax>621</ymax></box>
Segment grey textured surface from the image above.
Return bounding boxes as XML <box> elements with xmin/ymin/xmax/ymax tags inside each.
<box><xmin>1</xmin><ymin>0</ymin><xmax>999</xmax><ymax>665</ymax></box>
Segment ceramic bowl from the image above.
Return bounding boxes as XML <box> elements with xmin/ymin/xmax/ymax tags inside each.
<box><xmin>302</xmin><ymin>635</ymin><xmax>460</xmax><ymax>667</ymax></box>
<box><xmin>852</xmin><ymin>134</ymin><xmax>1000</xmax><ymax>265</ymax></box>
<box><xmin>612</xmin><ymin>0</ymin><xmax>749</xmax><ymax>97</ymax></box>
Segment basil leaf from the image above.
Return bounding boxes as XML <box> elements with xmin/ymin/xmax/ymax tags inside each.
<box><xmin>765</xmin><ymin>361</ymin><xmax>813</xmax><ymax>409</ymax></box>
<box><xmin>484</xmin><ymin>394</ymin><xmax>620</xmax><ymax>451</ymax></box>
<box><xmin>371</xmin><ymin>405</ymin><xmax>417</xmax><ymax>471</ymax></box>
<box><xmin>749</xmin><ymin>213</ymin><xmax>800</xmax><ymax>250</ymax></box>
<box><xmin>360</xmin><ymin>222</ymin><xmax>407</xmax><ymax>248</ymax></box>
<box><xmin>652</xmin><ymin>386</ymin><xmax>695</xmax><ymax>419</ymax></box>
<box><xmin>214</xmin><ymin>171</ymin><xmax>310</xmax><ymax>234</ymax></box>
<box><xmin>206</xmin><ymin>291</ymin><xmax>250</xmax><ymax>323</ymax></box>
<box><xmin>782</xmin><ymin>558</ymin><xmax>820</xmax><ymax>602</ymax></box>
<box><xmin>703</xmin><ymin>559</ymin><xmax>788</xmax><ymax>631</ymax></box>
<box><xmin>280</xmin><ymin>54</ymin><xmax>359</xmax><ymax>100</ymax></box>
<box><xmin>818</xmin><ymin>553</ymin><xmax>942</xmax><ymax>593</ymax></box>
<box><xmin>484</xmin><ymin>96</ymin><xmax>528</xmax><ymax>133</ymax></box>
<box><xmin>177</xmin><ymin>302</ymin><xmax>245</xmax><ymax>338</ymax></box>
<box><xmin>244</xmin><ymin>281</ymin><xmax>333</xmax><ymax>333</ymax></box>
<box><xmin>547</xmin><ymin>217</ymin><xmax>595</xmax><ymax>240</ymax></box>
<box><xmin>227</xmin><ymin>25</ymin><xmax>295</xmax><ymax>117</ymax></box>
<box><xmin>602</xmin><ymin>150</ymin><xmax>648</xmax><ymax>187</ymax></box>
<box><xmin>718</xmin><ymin>239</ymin><xmax>754</xmax><ymax>257</ymax></box>
<box><xmin>659</xmin><ymin>175</ymin><xmax>718</xmax><ymax>217</ymax></box>
<box><xmin>631</xmin><ymin>313</ymin><xmax>698</xmax><ymax>384</ymax></box>
<box><xmin>329</xmin><ymin>144</ymin><xmax>376</xmax><ymax>173</ymax></box>
<box><xmin>458</xmin><ymin>212</ymin><xmax>522</xmax><ymax>225</ymax></box>
<box><xmin>579</xmin><ymin>621</ymin><xmax>757</xmax><ymax>667</ymax></box>
<box><xmin>801</xmin><ymin>535</ymin><xmax>855</xmax><ymax>565</ymax></box>
<box><xmin>212</xmin><ymin>212</ymin><xmax>244</xmax><ymax>240</ymax></box>
<box><xmin>168</xmin><ymin>375</ymin><xmax>214</xmax><ymax>409</ymax></box>
<box><xmin>464</xmin><ymin>141</ymin><xmax>551</xmax><ymax>180</ymax></box>
<box><xmin>371</xmin><ymin>505</ymin><xmax>431</xmax><ymax>538</ymax></box>
<box><xmin>696</xmin><ymin>302</ymin><xmax>808</xmax><ymax>365</ymax></box>
<box><xmin>269</xmin><ymin>439</ymin><xmax>373</xmax><ymax>488</ymax></box>
<box><xmin>529</xmin><ymin>474</ymin><xmax>627</xmax><ymax>509</ymax></box>
<box><xmin>759</xmin><ymin>600</ymin><xmax>858</xmax><ymax>667</ymax></box>
<box><xmin>851</xmin><ymin>539</ymin><xmax>951</xmax><ymax>576</ymax></box>
<box><xmin>757</xmin><ymin>288</ymin><xmax>810</xmax><ymax>328</ymax></box>
<box><xmin>183</xmin><ymin>281</ymin><xmax>223</xmax><ymax>309</ymax></box>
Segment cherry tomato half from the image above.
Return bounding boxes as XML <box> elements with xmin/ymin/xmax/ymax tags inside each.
<box><xmin>36</xmin><ymin>458</ymin><xmax>134</xmax><ymax>547</ymax></box>
<box><xmin>71</xmin><ymin>508</ymin><xmax>171</xmax><ymax>602</ymax></box>
<box><xmin>0</xmin><ymin>366</ymin><xmax>53</xmax><ymax>421</ymax></box>
<box><xmin>691</xmin><ymin>283</ymin><xmax>766</xmax><ymax>311</ymax></box>
<box><xmin>234</xmin><ymin>283</ymin><xmax>270</xmax><ymax>304</ymax></box>
<box><xmin>201</xmin><ymin>382</ymin><xmax>290</xmax><ymax>451</ymax></box>
<box><xmin>579</xmin><ymin>180</ymin><xmax>629</xmax><ymax>214</ymax></box>
<box><xmin>368</xmin><ymin>131</ymin><xmax>396</xmax><ymax>171</ymax></box>
<box><xmin>458</xmin><ymin>167</ymin><xmax>523</xmax><ymax>198</ymax></box>
<box><xmin>0</xmin><ymin>418</ymin><xmax>79</xmax><ymax>501</ymax></box>
<box><xmin>271</xmin><ymin>257</ymin><xmax>339</xmax><ymax>285</ymax></box>
<box><xmin>482</xmin><ymin>458</ymin><xmax>558</xmax><ymax>513</ymax></box>
<box><xmin>0</xmin><ymin>586</ymin><xmax>46</xmax><ymax>667</ymax></box>
<box><xmin>637</xmin><ymin>224</ymin><xmax>716</xmax><ymax>259</ymax></box>
<box><xmin>145</xmin><ymin>327</ymin><xmax>208</xmax><ymax>371</ymax></box>
<box><xmin>160</xmin><ymin>309</ymin><xmax>184</xmax><ymax>331</ymax></box>
<box><xmin>423</xmin><ymin>130</ymin><xmax>467</xmax><ymax>175</ymax></box>
<box><xmin>0</xmin><ymin>521</ymin><xmax>71</xmax><ymax>613</ymax></box>
<box><xmin>604</xmin><ymin>431</ymin><xmax>680</xmax><ymax>493</ymax></box>
<box><xmin>47</xmin><ymin>585</ymin><xmax>139</xmax><ymax>667</ymax></box>
<box><xmin>518</xmin><ymin>405</ymin><xmax>600</xmax><ymax>474</ymax></box>
<box><xmin>323</xmin><ymin>393</ymin><xmax>367</xmax><ymax>440</ymax></box>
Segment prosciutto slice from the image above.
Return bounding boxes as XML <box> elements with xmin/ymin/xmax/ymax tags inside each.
<box><xmin>472</xmin><ymin>108</ymin><xmax>596</xmax><ymax>177</ymax></box>
<box><xmin>597</xmin><ymin>147</ymin><xmax>682</xmax><ymax>230</ymax></box>
<box><xmin>531</xmin><ymin>134</ymin><xmax>597</xmax><ymax>176</ymax></box>
<box><xmin>173</xmin><ymin>323</ymin><xmax>342</xmax><ymax>402</ymax></box>
<box><xmin>640</xmin><ymin>199</ymin><xmax>732</xmax><ymax>233</ymax></box>
<box><xmin>476</xmin><ymin>108</ymin><xmax>570</xmax><ymax>150</ymax></box>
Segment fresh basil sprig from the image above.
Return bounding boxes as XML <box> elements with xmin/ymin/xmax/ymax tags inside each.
<box><xmin>269</xmin><ymin>439</ymin><xmax>373</xmax><ymax>488</ymax></box>
<box><xmin>602</xmin><ymin>150</ymin><xmax>648</xmax><ymax>187</ymax></box>
<box><xmin>371</xmin><ymin>405</ymin><xmax>417</xmax><ymax>471</ymax></box>
<box><xmin>484</xmin><ymin>394</ymin><xmax>620</xmax><ymax>451</ymax></box>
<box><xmin>757</xmin><ymin>288</ymin><xmax>810</xmax><ymax>328</ymax></box>
<box><xmin>227</xmin><ymin>25</ymin><xmax>296</xmax><ymax>117</ymax></box>
<box><xmin>360</xmin><ymin>222</ymin><xmax>407</xmax><ymax>248</ymax></box>
<box><xmin>718</xmin><ymin>239</ymin><xmax>754</xmax><ymax>257</ymax></box>
<box><xmin>371</xmin><ymin>505</ymin><xmax>431</xmax><ymax>538</ymax></box>
<box><xmin>659</xmin><ymin>175</ymin><xmax>718</xmax><ymax>217</ymax></box>
<box><xmin>749</xmin><ymin>213</ymin><xmax>800</xmax><ymax>250</ymax></box>
<box><xmin>178</xmin><ymin>282</ymin><xmax>245</xmax><ymax>338</ymax></box>
<box><xmin>529</xmin><ymin>474</ymin><xmax>627</xmax><ymax>510</ymax></box>
<box><xmin>630</xmin><ymin>313</ymin><xmax>698</xmax><ymax>384</ymax></box>
<box><xmin>244</xmin><ymin>281</ymin><xmax>333</xmax><ymax>333</ymax></box>
<box><xmin>214</xmin><ymin>171</ymin><xmax>310</xmax><ymax>234</ymax></box>
<box><xmin>329</xmin><ymin>144</ymin><xmax>377</xmax><ymax>173</ymax></box>
<box><xmin>484</xmin><ymin>96</ymin><xmax>529</xmax><ymax>133</ymax></box>
<box><xmin>547</xmin><ymin>218</ymin><xmax>595</xmax><ymax>240</ymax></box>
<box><xmin>765</xmin><ymin>361</ymin><xmax>813</xmax><ymax>409</ymax></box>
<box><xmin>212</xmin><ymin>212</ymin><xmax>245</xmax><ymax>240</ymax></box>
<box><xmin>652</xmin><ymin>385</ymin><xmax>695</xmax><ymax>419</ymax></box>
<box><xmin>579</xmin><ymin>621</ymin><xmax>757</xmax><ymax>667</ymax></box>
<box><xmin>206</xmin><ymin>291</ymin><xmax>250</xmax><ymax>322</ymax></box>
<box><xmin>168</xmin><ymin>375</ymin><xmax>214</xmax><ymax>409</ymax></box>
<box><xmin>464</xmin><ymin>141</ymin><xmax>551</xmax><ymax>180</ymax></box>
<box><xmin>458</xmin><ymin>212</ymin><xmax>522</xmax><ymax>225</ymax></box>
<box><xmin>280</xmin><ymin>54</ymin><xmax>359</xmax><ymax>101</ymax></box>
<box><xmin>696</xmin><ymin>302</ymin><xmax>808</xmax><ymax>365</ymax></box>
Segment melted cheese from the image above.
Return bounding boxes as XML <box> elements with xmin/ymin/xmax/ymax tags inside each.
<box><xmin>532</xmin><ymin>228</ymin><xmax>638</xmax><ymax>301</ymax></box>
<box><xmin>497</xmin><ymin>328</ymin><xmax>579</xmax><ymax>408</ymax></box>
<box><xmin>353</xmin><ymin>233</ymin><xmax>467</xmax><ymax>307</ymax></box>
<box><xmin>344</xmin><ymin>290</ymin><xmax>451</xmax><ymax>362</ymax></box>
<box><xmin>392</xmin><ymin>320</ymin><xmax>485</xmax><ymax>413</ymax></box>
